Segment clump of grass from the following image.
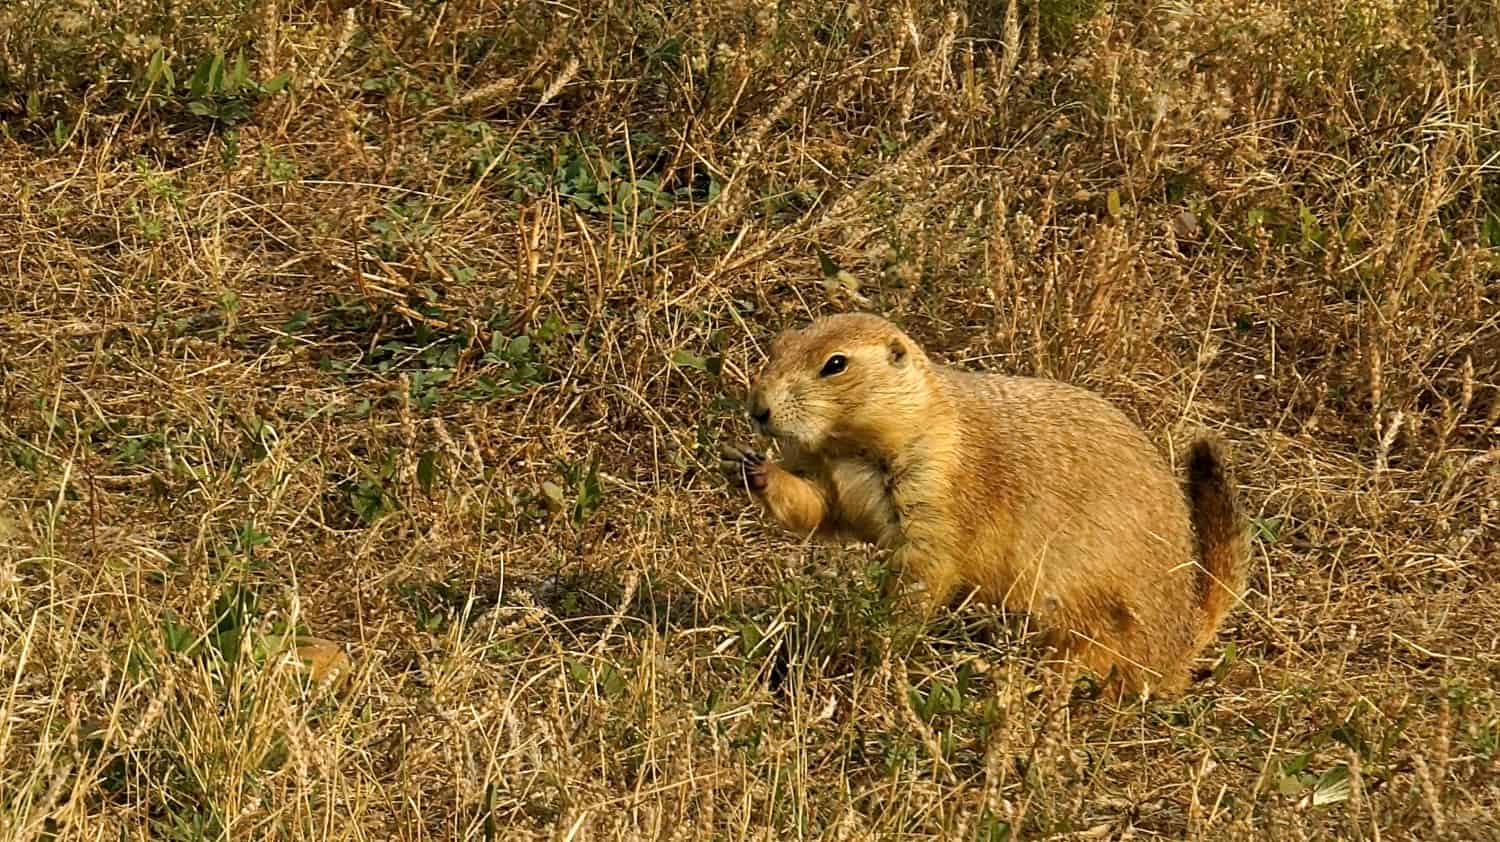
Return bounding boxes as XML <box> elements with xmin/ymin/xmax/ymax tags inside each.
<box><xmin>1</xmin><ymin>0</ymin><xmax>1497</xmax><ymax>838</ymax></box>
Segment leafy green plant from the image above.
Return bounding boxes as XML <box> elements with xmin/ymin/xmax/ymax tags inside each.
<box><xmin>133</xmin><ymin>47</ymin><xmax>289</xmax><ymax>128</ymax></box>
<box><xmin>261</xmin><ymin>143</ymin><xmax>298</xmax><ymax>181</ymax></box>
<box><xmin>1483</xmin><ymin>211</ymin><xmax>1500</xmax><ymax>248</ymax></box>
<box><xmin>398</xmin><ymin>579</ymin><xmax>467</xmax><ymax>633</ymax></box>
<box><xmin>1250</xmin><ymin>515</ymin><xmax>1284</xmax><ymax>544</ymax></box>
<box><xmin>159</xmin><ymin>610</ymin><xmax>196</xmax><ymax>655</ymax></box>
<box><xmin>553</xmin><ymin>453</ymin><xmax>604</xmax><ymax>528</ymax></box>
<box><xmin>465</xmin><ymin>312</ymin><xmax>574</xmax><ymax>398</ymax></box>
<box><xmin>555</xmin><ymin>148</ymin><xmax>676</xmax><ymax>225</ymax></box>
<box><xmin>975</xmin><ymin>815</ymin><xmax>1013</xmax><ymax>842</ymax></box>
<box><xmin>337</xmin><ymin>456</ymin><xmax>400</xmax><ymax>526</ymax></box>
<box><xmin>482</xmin><ymin>136</ymin><xmax>710</xmax><ymax>227</ymax></box>
<box><xmin>207</xmin><ymin>581</ymin><xmax>258</xmax><ymax>663</ymax></box>
<box><xmin>367</xmin><ymin>198</ymin><xmax>436</xmax><ymax>262</ymax></box>
<box><xmin>182</xmin><ymin>49</ymin><xmax>289</xmax><ymax>125</ymax></box>
<box><xmin>1465</xmin><ymin>721</ymin><xmax>1498</xmax><ymax>758</ymax></box>
<box><xmin>907</xmin><ymin>663</ymin><xmax>977</xmax><ymax>723</ymax></box>
<box><xmin>406</xmin><ymin>365</ymin><xmax>453</xmax><ymax>411</ymax></box>
<box><xmin>669</xmin><ymin>330</ymin><xmax>725</xmax><ymax>379</ymax></box>
<box><xmin>349</xmin><ymin>476</ymin><xmax>390</xmax><ymax>524</ymax></box>
<box><xmin>111</xmin><ymin>429</ymin><xmax>166</xmax><ymax>466</ymax></box>
<box><xmin>227</xmin><ymin>521</ymin><xmax>269</xmax><ymax>567</ymax></box>
<box><xmin>566</xmin><ymin>656</ymin><xmax>629</xmax><ymax>699</ymax></box>
<box><xmin>479</xmin><ymin>333</ymin><xmax>542</xmax><ymax>389</ymax></box>
<box><xmin>1036</xmin><ymin>0</ymin><xmax>1104</xmax><ymax>50</ymax></box>
<box><xmin>130</xmin><ymin>200</ymin><xmax>166</xmax><ymax>241</ymax></box>
<box><xmin>356</xmin><ymin>45</ymin><xmax>439</xmax><ymax>108</ymax></box>
<box><xmin>417</xmin><ymin>451</ymin><xmax>441</xmax><ymax>497</ymax></box>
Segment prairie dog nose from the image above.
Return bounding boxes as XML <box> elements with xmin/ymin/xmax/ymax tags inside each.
<box><xmin>749</xmin><ymin>397</ymin><xmax>771</xmax><ymax>426</ymax></box>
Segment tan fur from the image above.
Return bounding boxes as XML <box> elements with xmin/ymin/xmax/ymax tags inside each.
<box><xmin>721</xmin><ymin>313</ymin><xmax>1250</xmax><ymax>698</ymax></box>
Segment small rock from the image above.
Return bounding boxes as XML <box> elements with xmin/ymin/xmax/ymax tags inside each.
<box><xmin>1173</xmin><ymin>209</ymin><xmax>1201</xmax><ymax>240</ymax></box>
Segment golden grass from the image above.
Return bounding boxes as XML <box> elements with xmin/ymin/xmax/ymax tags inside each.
<box><xmin>1</xmin><ymin>0</ymin><xmax>1497</xmax><ymax>839</ymax></box>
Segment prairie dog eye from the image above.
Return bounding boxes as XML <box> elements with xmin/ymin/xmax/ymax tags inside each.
<box><xmin>819</xmin><ymin>354</ymin><xmax>848</xmax><ymax>377</ymax></box>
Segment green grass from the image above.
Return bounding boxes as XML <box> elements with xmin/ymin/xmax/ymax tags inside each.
<box><xmin>1</xmin><ymin>0</ymin><xmax>1497</xmax><ymax>839</ymax></box>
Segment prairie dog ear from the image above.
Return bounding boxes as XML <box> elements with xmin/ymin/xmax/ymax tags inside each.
<box><xmin>887</xmin><ymin>338</ymin><xmax>908</xmax><ymax>366</ymax></box>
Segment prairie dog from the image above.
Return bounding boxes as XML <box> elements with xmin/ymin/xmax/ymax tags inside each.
<box><xmin>720</xmin><ymin>312</ymin><xmax>1249</xmax><ymax>697</ymax></box>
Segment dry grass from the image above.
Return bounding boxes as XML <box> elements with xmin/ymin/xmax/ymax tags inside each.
<box><xmin>1</xmin><ymin>1</ymin><xmax>1497</xmax><ymax>839</ymax></box>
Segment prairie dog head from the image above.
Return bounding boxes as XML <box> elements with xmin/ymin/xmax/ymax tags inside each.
<box><xmin>746</xmin><ymin>313</ymin><xmax>931</xmax><ymax>454</ymax></box>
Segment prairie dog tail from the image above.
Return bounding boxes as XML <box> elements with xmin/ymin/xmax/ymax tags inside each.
<box><xmin>1185</xmin><ymin>437</ymin><xmax>1249</xmax><ymax>656</ymax></box>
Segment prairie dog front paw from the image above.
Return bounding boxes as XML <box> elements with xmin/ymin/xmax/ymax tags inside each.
<box><xmin>719</xmin><ymin>442</ymin><xmax>768</xmax><ymax>492</ymax></box>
